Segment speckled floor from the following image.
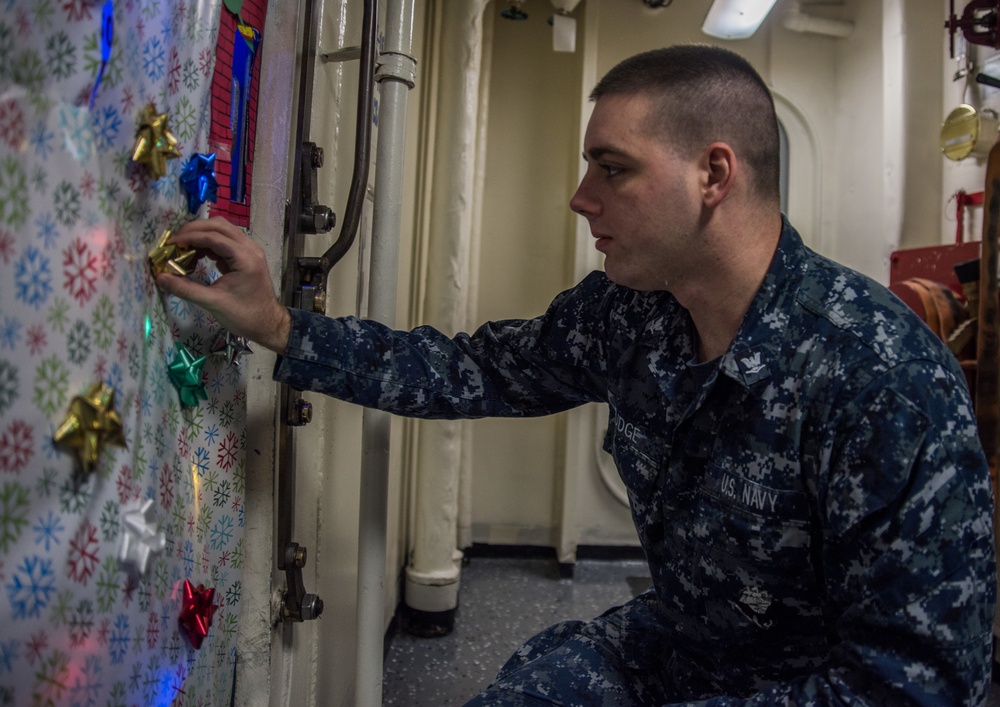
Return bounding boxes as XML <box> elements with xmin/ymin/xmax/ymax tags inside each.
<box><xmin>382</xmin><ymin>554</ymin><xmax>652</xmax><ymax>706</ymax></box>
<box><xmin>381</xmin><ymin>554</ymin><xmax>1000</xmax><ymax>706</ymax></box>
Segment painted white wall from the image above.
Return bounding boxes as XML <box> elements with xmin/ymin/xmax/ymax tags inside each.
<box><xmin>768</xmin><ymin>5</ymin><xmax>838</xmax><ymax>252</ymax></box>
<box><xmin>825</xmin><ymin>0</ymin><xmax>949</xmax><ymax>279</ymax></box>
<box><xmin>469</xmin><ymin>2</ymin><xmax>585</xmax><ymax>548</ymax></box>
<box><xmin>234</xmin><ymin>3</ymin><xmax>302</xmax><ymax>706</ymax></box>
<box><xmin>896</xmin><ymin>0</ymin><xmax>947</xmax><ymax>250</ymax></box>
<box><xmin>825</xmin><ymin>0</ymin><xmax>886</xmax><ymax>277</ymax></box>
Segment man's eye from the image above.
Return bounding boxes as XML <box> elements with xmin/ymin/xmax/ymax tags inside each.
<box><xmin>601</xmin><ymin>164</ymin><xmax>623</xmax><ymax>177</ymax></box>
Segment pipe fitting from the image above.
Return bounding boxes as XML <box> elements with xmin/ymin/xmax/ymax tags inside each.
<box><xmin>404</xmin><ymin>565</ymin><xmax>461</xmax><ymax>613</ymax></box>
<box><xmin>376</xmin><ymin>51</ymin><xmax>417</xmax><ymax>88</ymax></box>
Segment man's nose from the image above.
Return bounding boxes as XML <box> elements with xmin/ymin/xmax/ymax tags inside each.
<box><xmin>569</xmin><ymin>179</ymin><xmax>597</xmax><ymax>218</ymax></box>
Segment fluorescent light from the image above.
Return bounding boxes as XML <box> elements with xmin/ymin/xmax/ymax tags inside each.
<box><xmin>702</xmin><ymin>0</ymin><xmax>779</xmax><ymax>39</ymax></box>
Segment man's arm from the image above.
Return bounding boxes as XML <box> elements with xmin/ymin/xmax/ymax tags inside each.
<box><xmin>157</xmin><ymin>217</ymin><xmax>614</xmax><ymax>418</ymax></box>
<box><xmin>273</xmin><ymin>279</ymin><xmax>613</xmax><ymax>419</ymax></box>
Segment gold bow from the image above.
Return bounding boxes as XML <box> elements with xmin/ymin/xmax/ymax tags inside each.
<box><xmin>149</xmin><ymin>229</ymin><xmax>197</xmax><ymax>277</ymax></box>
<box><xmin>132</xmin><ymin>103</ymin><xmax>181</xmax><ymax>180</ymax></box>
<box><xmin>54</xmin><ymin>382</ymin><xmax>127</xmax><ymax>476</ymax></box>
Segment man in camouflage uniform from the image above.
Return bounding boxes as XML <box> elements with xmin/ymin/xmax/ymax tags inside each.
<box><xmin>159</xmin><ymin>46</ymin><xmax>996</xmax><ymax>705</ymax></box>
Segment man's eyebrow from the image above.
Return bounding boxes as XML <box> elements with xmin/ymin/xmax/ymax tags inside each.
<box><xmin>583</xmin><ymin>146</ymin><xmax>629</xmax><ymax>161</ymax></box>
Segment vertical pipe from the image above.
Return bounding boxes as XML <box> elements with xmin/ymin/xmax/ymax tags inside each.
<box><xmin>880</xmin><ymin>0</ymin><xmax>905</xmax><ymax>259</ymax></box>
<box><xmin>458</xmin><ymin>6</ymin><xmax>494</xmax><ymax>553</ymax></box>
<box><xmin>355</xmin><ymin>0</ymin><xmax>415</xmax><ymax>703</ymax></box>
<box><xmin>404</xmin><ymin>0</ymin><xmax>488</xmax><ymax>635</ymax></box>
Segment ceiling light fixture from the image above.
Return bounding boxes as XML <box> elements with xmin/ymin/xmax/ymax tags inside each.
<box><xmin>701</xmin><ymin>0</ymin><xmax>779</xmax><ymax>39</ymax></box>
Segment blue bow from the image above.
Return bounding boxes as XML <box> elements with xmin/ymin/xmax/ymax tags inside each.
<box><xmin>180</xmin><ymin>153</ymin><xmax>219</xmax><ymax>214</ymax></box>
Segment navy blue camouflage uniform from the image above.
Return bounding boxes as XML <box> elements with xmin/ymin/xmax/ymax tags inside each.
<box><xmin>274</xmin><ymin>220</ymin><xmax>996</xmax><ymax>705</ymax></box>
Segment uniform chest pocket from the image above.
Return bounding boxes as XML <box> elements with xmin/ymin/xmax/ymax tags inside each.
<box><xmin>692</xmin><ymin>464</ymin><xmax>825</xmax><ymax>651</ymax></box>
<box><xmin>602</xmin><ymin>404</ymin><xmax>665</xmax><ymax>514</ymax></box>
<box><xmin>695</xmin><ymin>463</ymin><xmax>813</xmax><ymax>569</ymax></box>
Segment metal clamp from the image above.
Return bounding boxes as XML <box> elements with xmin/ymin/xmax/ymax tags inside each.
<box><xmin>298</xmin><ymin>141</ymin><xmax>336</xmax><ymax>235</ymax></box>
<box><xmin>293</xmin><ymin>256</ymin><xmax>328</xmax><ymax>316</ymax></box>
<box><xmin>281</xmin><ymin>542</ymin><xmax>324</xmax><ymax>622</ymax></box>
<box><xmin>287</xmin><ymin>397</ymin><xmax>313</xmax><ymax>427</ymax></box>
<box><xmin>375</xmin><ymin>51</ymin><xmax>417</xmax><ymax>88</ymax></box>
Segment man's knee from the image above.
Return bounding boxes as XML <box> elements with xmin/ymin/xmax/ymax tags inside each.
<box><xmin>493</xmin><ymin>620</ymin><xmax>589</xmax><ymax>682</ymax></box>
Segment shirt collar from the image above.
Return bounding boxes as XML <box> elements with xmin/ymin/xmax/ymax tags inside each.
<box><xmin>719</xmin><ymin>216</ymin><xmax>808</xmax><ymax>390</ymax></box>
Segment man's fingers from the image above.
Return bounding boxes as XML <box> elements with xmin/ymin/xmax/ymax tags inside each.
<box><xmin>174</xmin><ymin>217</ymin><xmax>248</xmax><ymax>247</ymax></box>
<box><xmin>151</xmin><ymin>217</ymin><xmax>287</xmax><ymax>352</ymax></box>
<box><xmin>156</xmin><ymin>272</ymin><xmax>211</xmax><ymax>306</ymax></box>
<box><xmin>167</xmin><ymin>219</ymin><xmax>262</xmax><ymax>269</ymax></box>
<box><xmin>168</xmin><ymin>228</ymin><xmax>239</xmax><ymax>258</ymax></box>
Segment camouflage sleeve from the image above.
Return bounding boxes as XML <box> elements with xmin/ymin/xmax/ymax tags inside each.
<box><xmin>272</xmin><ymin>272</ymin><xmax>613</xmax><ymax>419</ymax></box>
<box><xmin>672</xmin><ymin>360</ymin><xmax>996</xmax><ymax>706</ymax></box>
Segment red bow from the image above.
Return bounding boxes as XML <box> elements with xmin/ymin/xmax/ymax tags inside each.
<box><xmin>178</xmin><ymin>579</ymin><xmax>218</xmax><ymax>649</ymax></box>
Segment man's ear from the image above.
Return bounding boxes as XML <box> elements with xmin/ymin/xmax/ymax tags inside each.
<box><xmin>701</xmin><ymin>142</ymin><xmax>736</xmax><ymax>208</ymax></box>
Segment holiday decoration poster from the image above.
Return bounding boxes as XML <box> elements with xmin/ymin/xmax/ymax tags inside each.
<box><xmin>0</xmin><ymin>0</ymin><xmax>268</xmax><ymax>705</ymax></box>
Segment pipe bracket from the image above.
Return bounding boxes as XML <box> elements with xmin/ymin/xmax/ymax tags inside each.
<box><xmin>280</xmin><ymin>542</ymin><xmax>325</xmax><ymax>622</ymax></box>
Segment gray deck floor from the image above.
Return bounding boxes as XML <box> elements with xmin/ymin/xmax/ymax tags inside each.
<box><xmin>382</xmin><ymin>555</ymin><xmax>651</xmax><ymax>705</ymax></box>
<box><xmin>382</xmin><ymin>554</ymin><xmax>1000</xmax><ymax>706</ymax></box>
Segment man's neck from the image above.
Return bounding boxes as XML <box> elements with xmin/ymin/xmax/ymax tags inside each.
<box><xmin>676</xmin><ymin>212</ymin><xmax>782</xmax><ymax>362</ymax></box>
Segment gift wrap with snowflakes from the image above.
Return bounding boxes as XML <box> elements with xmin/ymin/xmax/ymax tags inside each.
<box><xmin>0</xmin><ymin>1</ymin><xmax>254</xmax><ymax>704</ymax></box>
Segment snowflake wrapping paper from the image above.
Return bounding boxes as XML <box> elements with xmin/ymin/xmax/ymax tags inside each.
<box><xmin>0</xmin><ymin>1</ymin><xmax>251</xmax><ymax>705</ymax></box>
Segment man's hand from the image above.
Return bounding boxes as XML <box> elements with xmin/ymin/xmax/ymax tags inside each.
<box><xmin>155</xmin><ymin>217</ymin><xmax>291</xmax><ymax>355</ymax></box>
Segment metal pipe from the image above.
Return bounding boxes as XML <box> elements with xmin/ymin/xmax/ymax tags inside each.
<box><xmin>354</xmin><ymin>0</ymin><xmax>416</xmax><ymax>703</ymax></box>
<box><xmin>404</xmin><ymin>0</ymin><xmax>488</xmax><ymax>632</ymax></box>
<box><xmin>318</xmin><ymin>0</ymin><xmax>378</xmax><ymax>271</ymax></box>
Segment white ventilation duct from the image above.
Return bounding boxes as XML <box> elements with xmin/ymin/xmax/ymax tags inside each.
<box><xmin>783</xmin><ymin>4</ymin><xmax>854</xmax><ymax>38</ymax></box>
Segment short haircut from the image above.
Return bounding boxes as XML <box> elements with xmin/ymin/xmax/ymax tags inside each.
<box><xmin>591</xmin><ymin>45</ymin><xmax>780</xmax><ymax>202</ymax></box>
